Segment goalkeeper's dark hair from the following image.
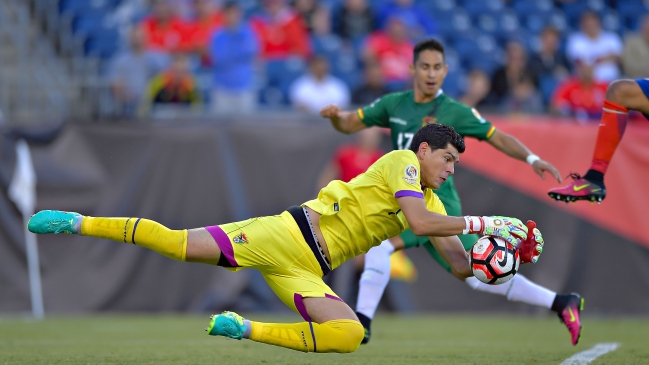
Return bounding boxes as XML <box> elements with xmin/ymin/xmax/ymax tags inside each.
<box><xmin>414</xmin><ymin>38</ymin><xmax>445</xmax><ymax>64</ymax></box>
<box><xmin>410</xmin><ymin>124</ymin><xmax>465</xmax><ymax>154</ymax></box>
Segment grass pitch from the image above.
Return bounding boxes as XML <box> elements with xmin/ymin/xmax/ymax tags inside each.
<box><xmin>0</xmin><ymin>314</ymin><xmax>647</xmax><ymax>365</ymax></box>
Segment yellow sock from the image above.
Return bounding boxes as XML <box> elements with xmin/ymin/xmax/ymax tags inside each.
<box><xmin>80</xmin><ymin>217</ymin><xmax>187</xmax><ymax>261</ymax></box>
<box><xmin>249</xmin><ymin>319</ymin><xmax>364</xmax><ymax>353</ymax></box>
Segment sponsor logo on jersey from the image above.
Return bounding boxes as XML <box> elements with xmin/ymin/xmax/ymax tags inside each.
<box><xmin>233</xmin><ymin>233</ymin><xmax>248</xmax><ymax>244</ymax></box>
<box><xmin>422</xmin><ymin>116</ymin><xmax>437</xmax><ymax>126</ymax></box>
<box><xmin>403</xmin><ymin>165</ymin><xmax>418</xmax><ymax>185</ymax></box>
<box><xmin>389</xmin><ymin>117</ymin><xmax>407</xmax><ymax>125</ymax></box>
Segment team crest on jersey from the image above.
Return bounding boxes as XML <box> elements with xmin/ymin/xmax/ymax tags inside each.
<box><xmin>233</xmin><ymin>233</ymin><xmax>248</xmax><ymax>244</ymax></box>
<box><xmin>422</xmin><ymin>116</ymin><xmax>437</xmax><ymax>126</ymax></box>
<box><xmin>403</xmin><ymin>165</ymin><xmax>419</xmax><ymax>185</ymax></box>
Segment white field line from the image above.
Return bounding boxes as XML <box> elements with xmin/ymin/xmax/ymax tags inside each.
<box><xmin>560</xmin><ymin>343</ymin><xmax>620</xmax><ymax>365</ymax></box>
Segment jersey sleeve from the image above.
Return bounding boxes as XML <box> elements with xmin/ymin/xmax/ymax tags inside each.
<box><xmin>425</xmin><ymin>191</ymin><xmax>447</xmax><ymax>215</ymax></box>
<box><xmin>443</xmin><ymin>103</ymin><xmax>496</xmax><ymax>141</ymax></box>
<box><xmin>357</xmin><ymin>93</ymin><xmax>398</xmax><ymax>128</ymax></box>
<box><xmin>382</xmin><ymin>152</ymin><xmax>424</xmax><ymax>199</ymax></box>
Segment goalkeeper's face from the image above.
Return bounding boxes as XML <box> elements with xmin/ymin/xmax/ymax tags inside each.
<box><xmin>411</xmin><ymin>50</ymin><xmax>449</xmax><ymax>98</ymax></box>
<box><xmin>417</xmin><ymin>142</ymin><xmax>459</xmax><ymax>190</ymax></box>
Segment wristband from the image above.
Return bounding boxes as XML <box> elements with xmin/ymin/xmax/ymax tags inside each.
<box><xmin>463</xmin><ymin>216</ymin><xmax>483</xmax><ymax>235</ymax></box>
<box><xmin>526</xmin><ymin>154</ymin><xmax>540</xmax><ymax>165</ymax></box>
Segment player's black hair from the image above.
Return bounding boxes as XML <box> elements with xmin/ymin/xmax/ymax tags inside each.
<box><xmin>413</xmin><ymin>38</ymin><xmax>445</xmax><ymax>64</ymax></box>
<box><xmin>409</xmin><ymin>123</ymin><xmax>465</xmax><ymax>155</ymax></box>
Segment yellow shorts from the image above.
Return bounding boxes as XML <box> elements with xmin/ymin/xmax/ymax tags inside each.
<box><xmin>205</xmin><ymin>210</ymin><xmax>343</xmax><ymax>320</ymax></box>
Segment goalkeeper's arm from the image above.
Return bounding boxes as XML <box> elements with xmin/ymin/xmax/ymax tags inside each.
<box><xmin>429</xmin><ymin>235</ymin><xmax>472</xmax><ymax>278</ymax></box>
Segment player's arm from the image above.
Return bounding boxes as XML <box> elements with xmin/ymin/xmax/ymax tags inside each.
<box><xmin>487</xmin><ymin>129</ymin><xmax>562</xmax><ymax>182</ymax></box>
<box><xmin>320</xmin><ymin>104</ymin><xmax>367</xmax><ymax>134</ymax></box>
<box><xmin>397</xmin><ymin>196</ymin><xmax>528</xmax><ymax>245</ymax></box>
<box><xmin>428</xmin><ymin>235</ymin><xmax>472</xmax><ymax>278</ymax></box>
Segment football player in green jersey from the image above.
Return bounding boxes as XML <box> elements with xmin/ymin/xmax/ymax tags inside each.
<box><xmin>320</xmin><ymin>39</ymin><xmax>584</xmax><ymax>346</ymax></box>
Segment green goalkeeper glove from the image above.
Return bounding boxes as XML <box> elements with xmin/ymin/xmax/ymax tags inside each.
<box><xmin>463</xmin><ymin>216</ymin><xmax>528</xmax><ymax>246</ymax></box>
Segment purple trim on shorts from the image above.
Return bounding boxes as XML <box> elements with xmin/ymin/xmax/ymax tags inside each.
<box><xmin>325</xmin><ymin>294</ymin><xmax>344</xmax><ymax>302</ymax></box>
<box><xmin>395</xmin><ymin>190</ymin><xmax>424</xmax><ymax>199</ymax></box>
<box><xmin>205</xmin><ymin>225</ymin><xmax>239</xmax><ymax>267</ymax></box>
<box><xmin>294</xmin><ymin>293</ymin><xmax>312</xmax><ymax>322</ymax></box>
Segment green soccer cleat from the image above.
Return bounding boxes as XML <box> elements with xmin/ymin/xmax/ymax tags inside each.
<box><xmin>27</xmin><ymin>210</ymin><xmax>81</xmax><ymax>235</ymax></box>
<box><xmin>205</xmin><ymin>311</ymin><xmax>247</xmax><ymax>340</ymax></box>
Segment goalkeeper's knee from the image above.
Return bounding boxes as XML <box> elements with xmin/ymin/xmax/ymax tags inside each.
<box><xmin>316</xmin><ymin>319</ymin><xmax>365</xmax><ymax>353</ymax></box>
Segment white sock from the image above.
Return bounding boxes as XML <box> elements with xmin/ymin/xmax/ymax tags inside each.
<box><xmin>356</xmin><ymin>240</ymin><xmax>394</xmax><ymax>319</ymax></box>
<box><xmin>465</xmin><ymin>274</ymin><xmax>556</xmax><ymax>309</ymax></box>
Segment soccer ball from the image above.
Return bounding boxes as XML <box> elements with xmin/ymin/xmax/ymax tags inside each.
<box><xmin>470</xmin><ymin>236</ymin><xmax>520</xmax><ymax>285</ymax></box>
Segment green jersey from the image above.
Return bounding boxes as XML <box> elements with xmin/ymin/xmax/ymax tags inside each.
<box><xmin>357</xmin><ymin>90</ymin><xmax>496</xmax><ymax>204</ymax></box>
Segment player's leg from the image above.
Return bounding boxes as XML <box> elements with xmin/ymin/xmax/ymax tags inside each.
<box><xmin>549</xmin><ymin>78</ymin><xmax>649</xmax><ymax>203</ymax></box>
<box><xmin>423</xmin><ymin>235</ymin><xmax>584</xmax><ymax>345</ymax></box>
<box><xmin>207</xmin><ymin>268</ymin><xmax>364</xmax><ymax>353</ymax></box>
<box><xmin>201</xmin><ymin>209</ymin><xmax>364</xmax><ymax>353</ymax></box>
<box><xmin>27</xmin><ymin>210</ymin><xmax>221</xmax><ymax>263</ymax></box>
<box><xmin>355</xmin><ymin>229</ymin><xmax>423</xmax><ymax>344</ymax></box>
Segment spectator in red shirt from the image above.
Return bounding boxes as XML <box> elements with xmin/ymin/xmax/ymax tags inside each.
<box><xmin>185</xmin><ymin>0</ymin><xmax>224</xmax><ymax>61</ymax></box>
<box><xmin>362</xmin><ymin>15</ymin><xmax>413</xmax><ymax>90</ymax></box>
<box><xmin>140</xmin><ymin>0</ymin><xmax>191</xmax><ymax>52</ymax></box>
<box><xmin>551</xmin><ymin>61</ymin><xmax>608</xmax><ymax>122</ymax></box>
<box><xmin>249</xmin><ymin>0</ymin><xmax>311</xmax><ymax>60</ymax></box>
<box><xmin>316</xmin><ymin>127</ymin><xmax>384</xmax><ymax>189</ymax></box>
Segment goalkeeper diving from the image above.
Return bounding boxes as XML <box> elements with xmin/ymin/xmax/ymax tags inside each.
<box><xmin>27</xmin><ymin>123</ymin><xmax>543</xmax><ymax>354</ymax></box>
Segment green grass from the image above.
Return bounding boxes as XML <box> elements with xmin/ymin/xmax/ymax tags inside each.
<box><xmin>0</xmin><ymin>314</ymin><xmax>647</xmax><ymax>365</ymax></box>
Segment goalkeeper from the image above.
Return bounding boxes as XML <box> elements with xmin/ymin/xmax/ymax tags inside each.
<box><xmin>321</xmin><ymin>38</ymin><xmax>583</xmax><ymax>346</ymax></box>
<box><xmin>28</xmin><ymin>124</ymin><xmax>542</xmax><ymax>354</ymax></box>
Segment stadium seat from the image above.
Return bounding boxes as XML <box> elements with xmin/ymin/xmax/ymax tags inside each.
<box><xmin>561</xmin><ymin>0</ymin><xmax>607</xmax><ymax>25</ymax></box>
<box><xmin>460</xmin><ymin>0</ymin><xmax>505</xmax><ymax>17</ymax></box>
<box><xmin>511</xmin><ymin>0</ymin><xmax>554</xmax><ymax>18</ymax></box>
<box><xmin>539</xmin><ymin>75</ymin><xmax>560</xmax><ymax>105</ymax></box>
<box><xmin>434</xmin><ymin>9</ymin><xmax>472</xmax><ymax>39</ymax></box>
<box><xmin>616</xmin><ymin>0</ymin><xmax>649</xmax><ymax>30</ymax></box>
<box><xmin>262</xmin><ymin>58</ymin><xmax>307</xmax><ymax>105</ymax></box>
<box><xmin>84</xmin><ymin>28</ymin><xmax>119</xmax><ymax>59</ymax></box>
<box><xmin>441</xmin><ymin>69</ymin><xmax>467</xmax><ymax>99</ymax></box>
<box><xmin>59</xmin><ymin>0</ymin><xmax>117</xmax><ymax>15</ymax></box>
<box><xmin>72</xmin><ymin>11</ymin><xmax>109</xmax><ymax>36</ymax></box>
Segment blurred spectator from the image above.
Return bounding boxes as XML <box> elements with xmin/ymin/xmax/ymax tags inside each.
<box><xmin>334</xmin><ymin>0</ymin><xmax>376</xmax><ymax>41</ymax></box>
<box><xmin>209</xmin><ymin>1</ymin><xmax>259</xmax><ymax>115</ymax></box>
<box><xmin>376</xmin><ymin>0</ymin><xmax>435</xmax><ymax>41</ymax></box>
<box><xmin>501</xmin><ymin>74</ymin><xmax>544</xmax><ymax>115</ymax></box>
<box><xmin>110</xmin><ymin>28</ymin><xmax>169</xmax><ymax>116</ymax></box>
<box><xmin>316</xmin><ymin>127</ymin><xmax>384</xmax><ymax>190</ymax></box>
<box><xmin>487</xmin><ymin>41</ymin><xmax>537</xmax><ymax>107</ymax></box>
<box><xmin>311</xmin><ymin>7</ymin><xmax>340</xmax><ymax>51</ymax></box>
<box><xmin>140</xmin><ymin>0</ymin><xmax>190</xmax><ymax>52</ymax></box>
<box><xmin>566</xmin><ymin>11</ymin><xmax>622</xmax><ymax>82</ymax></box>
<box><xmin>289</xmin><ymin>56</ymin><xmax>350</xmax><ymax>113</ymax></box>
<box><xmin>292</xmin><ymin>0</ymin><xmax>322</xmax><ymax>33</ymax></box>
<box><xmin>185</xmin><ymin>0</ymin><xmax>224</xmax><ymax>62</ymax></box>
<box><xmin>622</xmin><ymin>14</ymin><xmax>649</xmax><ymax>79</ymax></box>
<box><xmin>363</xmin><ymin>16</ymin><xmax>413</xmax><ymax>89</ymax></box>
<box><xmin>352</xmin><ymin>62</ymin><xmax>389</xmax><ymax>105</ymax></box>
<box><xmin>551</xmin><ymin>62</ymin><xmax>608</xmax><ymax>122</ymax></box>
<box><xmin>250</xmin><ymin>0</ymin><xmax>311</xmax><ymax>60</ymax></box>
<box><xmin>140</xmin><ymin>53</ymin><xmax>202</xmax><ymax>115</ymax></box>
<box><xmin>458</xmin><ymin>69</ymin><xmax>491</xmax><ymax>109</ymax></box>
<box><xmin>528</xmin><ymin>26</ymin><xmax>571</xmax><ymax>83</ymax></box>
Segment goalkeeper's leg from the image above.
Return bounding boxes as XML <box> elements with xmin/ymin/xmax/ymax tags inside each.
<box><xmin>27</xmin><ymin>210</ymin><xmax>221</xmax><ymax>264</ymax></box>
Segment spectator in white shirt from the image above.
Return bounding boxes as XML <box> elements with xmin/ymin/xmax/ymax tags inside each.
<box><xmin>566</xmin><ymin>11</ymin><xmax>622</xmax><ymax>82</ymax></box>
<box><xmin>289</xmin><ymin>56</ymin><xmax>350</xmax><ymax>113</ymax></box>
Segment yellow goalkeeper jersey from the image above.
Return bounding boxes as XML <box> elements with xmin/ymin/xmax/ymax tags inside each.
<box><xmin>304</xmin><ymin>150</ymin><xmax>447</xmax><ymax>269</ymax></box>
